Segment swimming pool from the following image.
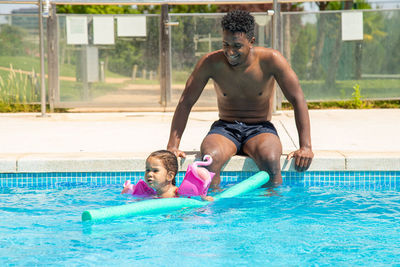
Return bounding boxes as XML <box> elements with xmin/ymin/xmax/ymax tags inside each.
<box><xmin>1</xmin><ymin>171</ymin><xmax>399</xmax><ymax>265</ymax></box>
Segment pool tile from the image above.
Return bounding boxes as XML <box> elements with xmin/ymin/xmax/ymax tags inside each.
<box><xmin>0</xmin><ymin>171</ymin><xmax>399</xmax><ymax>188</ymax></box>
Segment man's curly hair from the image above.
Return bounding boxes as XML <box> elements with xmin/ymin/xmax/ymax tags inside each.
<box><xmin>221</xmin><ymin>10</ymin><xmax>255</xmax><ymax>40</ymax></box>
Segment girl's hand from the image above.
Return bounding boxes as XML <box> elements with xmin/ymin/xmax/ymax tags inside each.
<box><xmin>201</xmin><ymin>195</ymin><xmax>214</xmax><ymax>201</ymax></box>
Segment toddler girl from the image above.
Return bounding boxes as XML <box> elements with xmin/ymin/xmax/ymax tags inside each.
<box><xmin>121</xmin><ymin>150</ymin><xmax>214</xmax><ymax>200</ymax></box>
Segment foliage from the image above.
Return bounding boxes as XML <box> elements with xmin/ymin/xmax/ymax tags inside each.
<box><xmin>58</xmin><ymin>5</ymin><xmax>144</xmax><ymax>77</ymax></box>
<box><xmin>299</xmin><ymin>79</ymin><xmax>399</xmax><ymax>101</ymax></box>
<box><xmin>291</xmin><ymin>24</ymin><xmax>314</xmax><ymax>79</ymax></box>
<box><xmin>283</xmin><ymin>99</ymin><xmax>400</xmax><ymax>110</ymax></box>
<box><xmin>0</xmin><ymin>103</ymin><xmax>66</xmax><ymax>112</ymax></box>
<box><xmin>0</xmin><ymin>25</ymin><xmax>28</xmax><ymax>56</ymax></box>
<box><xmin>57</xmin><ymin>4</ymin><xmax>218</xmax><ymax>15</ymax></box>
<box><xmin>363</xmin><ymin>11</ymin><xmax>400</xmax><ymax>75</ymax></box>
<box><xmin>383</xmin><ymin>11</ymin><xmax>400</xmax><ymax>74</ymax></box>
<box><xmin>351</xmin><ymin>83</ymin><xmax>364</xmax><ymax>108</ymax></box>
<box><xmin>57</xmin><ymin>5</ymin><xmax>140</xmax><ymax>14</ymax></box>
<box><xmin>0</xmin><ymin>65</ymin><xmax>40</xmax><ymax>106</ymax></box>
<box><xmin>0</xmin><ymin>56</ymin><xmax>40</xmax><ymax>73</ymax></box>
<box><xmin>170</xmin><ymin>5</ymin><xmax>218</xmax><ymax>13</ymax></box>
<box><xmin>297</xmin><ymin>0</ymin><xmax>373</xmax><ymax>85</ymax></box>
<box><xmin>105</xmin><ymin>39</ymin><xmax>144</xmax><ymax>77</ymax></box>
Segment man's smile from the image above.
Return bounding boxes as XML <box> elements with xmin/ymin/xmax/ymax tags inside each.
<box><xmin>227</xmin><ymin>54</ymin><xmax>240</xmax><ymax>65</ymax></box>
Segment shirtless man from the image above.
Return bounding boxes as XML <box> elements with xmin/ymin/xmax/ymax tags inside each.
<box><xmin>167</xmin><ymin>10</ymin><xmax>314</xmax><ymax>187</ymax></box>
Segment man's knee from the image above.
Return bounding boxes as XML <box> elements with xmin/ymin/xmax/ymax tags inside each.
<box><xmin>200</xmin><ymin>147</ymin><xmax>228</xmax><ymax>170</ymax></box>
<box><xmin>256</xmin><ymin>151</ymin><xmax>281</xmax><ymax>174</ymax></box>
<box><xmin>201</xmin><ymin>134</ymin><xmax>236</xmax><ymax>170</ymax></box>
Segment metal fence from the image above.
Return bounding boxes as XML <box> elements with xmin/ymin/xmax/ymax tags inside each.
<box><xmin>281</xmin><ymin>9</ymin><xmax>400</xmax><ymax>101</ymax></box>
<box><xmin>0</xmin><ymin>9</ymin><xmax>399</xmax><ymax>111</ymax></box>
<box><xmin>57</xmin><ymin>14</ymin><xmax>161</xmax><ymax>109</ymax></box>
<box><xmin>0</xmin><ymin>14</ymin><xmax>43</xmax><ymax>105</ymax></box>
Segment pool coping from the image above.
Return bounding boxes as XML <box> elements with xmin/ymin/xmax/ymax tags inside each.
<box><xmin>1</xmin><ymin>151</ymin><xmax>399</xmax><ymax>173</ymax></box>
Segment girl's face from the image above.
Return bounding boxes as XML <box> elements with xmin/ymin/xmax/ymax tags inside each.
<box><xmin>144</xmin><ymin>156</ymin><xmax>174</xmax><ymax>191</ymax></box>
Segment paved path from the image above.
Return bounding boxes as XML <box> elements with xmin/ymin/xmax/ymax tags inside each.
<box><xmin>0</xmin><ymin>109</ymin><xmax>399</xmax><ymax>172</ymax></box>
<box><xmin>1</xmin><ymin>109</ymin><xmax>399</xmax><ymax>153</ymax></box>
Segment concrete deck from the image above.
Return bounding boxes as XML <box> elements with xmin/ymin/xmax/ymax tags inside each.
<box><xmin>0</xmin><ymin>109</ymin><xmax>399</xmax><ymax>173</ymax></box>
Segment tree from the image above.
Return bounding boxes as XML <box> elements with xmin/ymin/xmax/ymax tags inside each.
<box><xmin>57</xmin><ymin>5</ymin><xmax>147</xmax><ymax>77</ymax></box>
<box><xmin>56</xmin><ymin>4</ymin><xmax>219</xmax><ymax>77</ymax></box>
<box><xmin>292</xmin><ymin>26</ymin><xmax>313</xmax><ymax>80</ymax></box>
<box><xmin>0</xmin><ymin>24</ymin><xmax>27</xmax><ymax>56</ymax></box>
<box><xmin>382</xmin><ymin>11</ymin><xmax>400</xmax><ymax>75</ymax></box>
<box><xmin>360</xmin><ymin>10</ymin><xmax>387</xmax><ymax>77</ymax></box>
<box><xmin>57</xmin><ymin>5</ymin><xmax>139</xmax><ymax>14</ymax></box>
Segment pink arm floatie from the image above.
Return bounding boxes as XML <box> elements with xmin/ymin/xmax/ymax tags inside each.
<box><xmin>177</xmin><ymin>155</ymin><xmax>215</xmax><ymax>196</ymax></box>
<box><xmin>122</xmin><ymin>179</ymin><xmax>156</xmax><ymax>197</ymax></box>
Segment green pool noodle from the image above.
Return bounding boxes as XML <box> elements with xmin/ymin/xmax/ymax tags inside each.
<box><xmin>82</xmin><ymin>197</ymin><xmax>206</xmax><ymax>221</ymax></box>
<box><xmin>213</xmin><ymin>171</ymin><xmax>270</xmax><ymax>200</ymax></box>
<box><xmin>82</xmin><ymin>171</ymin><xmax>269</xmax><ymax>221</ymax></box>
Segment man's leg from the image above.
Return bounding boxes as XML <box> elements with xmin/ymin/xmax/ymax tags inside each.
<box><xmin>201</xmin><ymin>134</ymin><xmax>237</xmax><ymax>189</ymax></box>
<box><xmin>243</xmin><ymin>133</ymin><xmax>283</xmax><ymax>186</ymax></box>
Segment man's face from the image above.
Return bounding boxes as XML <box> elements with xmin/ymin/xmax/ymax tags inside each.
<box><xmin>222</xmin><ymin>30</ymin><xmax>254</xmax><ymax>66</ymax></box>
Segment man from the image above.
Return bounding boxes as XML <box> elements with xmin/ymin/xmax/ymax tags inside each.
<box><xmin>167</xmin><ymin>10</ymin><xmax>313</xmax><ymax>187</ymax></box>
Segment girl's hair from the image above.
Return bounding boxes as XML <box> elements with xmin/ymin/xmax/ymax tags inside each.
<box><xmin>221</xmin><ymin>10</ymin><xmax>255</xmax><ymax>41</ymax></box>
<box><xmin>147</xmin><ymin>150</ymin><xmax>178</xmax><ymax>185</ymax></box>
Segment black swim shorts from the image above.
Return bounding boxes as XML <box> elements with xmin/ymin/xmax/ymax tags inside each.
<box><xmin>206</xmin><ymin>120</ymin><xmax>279</xmax><ymax>153</ymax></box>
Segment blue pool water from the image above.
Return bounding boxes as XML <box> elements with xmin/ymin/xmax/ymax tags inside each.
<box><xmin>1</xmin><ymin>172</ymin><xmax>400</xmax><ymax>265</ymax></box>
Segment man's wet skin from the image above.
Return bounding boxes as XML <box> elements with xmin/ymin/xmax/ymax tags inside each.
<box><xmin>167</xmin><ymin>28</ymin><xmax>313</xmax><ymax>189</ymax></box>
<box><xmin>213</xmin><ymin>30</ymin><xmax>276</xmax><ymax>123</ymax></box>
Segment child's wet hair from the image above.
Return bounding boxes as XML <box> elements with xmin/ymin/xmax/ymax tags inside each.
<box><xmin>221</xmin><ymin>10</ymin><xmax>255</xmax><ymax>41</ymax></box>
<box><xmin>147</xmin><ymin>150</ymin><xmax>178</xmax><ymax>185</ymax></box>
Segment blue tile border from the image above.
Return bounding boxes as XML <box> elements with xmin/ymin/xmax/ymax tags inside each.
<box><xmin>0</xmin><ymin>171</ymin><xmax>399</xmax><ymax>189</ymax></box>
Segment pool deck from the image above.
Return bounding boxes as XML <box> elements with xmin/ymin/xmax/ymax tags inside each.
<box><xmin>0</xmin><ymin>109</ymin><xmax>399</xmax><ymax>173</ymax></box>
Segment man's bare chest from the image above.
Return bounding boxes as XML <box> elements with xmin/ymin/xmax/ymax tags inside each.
<box><xmin>212</xmin><ymin>67</ymin><xmax>273</xmax><ymax>97</ymax></box>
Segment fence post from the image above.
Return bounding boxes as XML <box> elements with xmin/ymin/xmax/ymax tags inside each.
<box><xmin>47</xmin><ymin>3</ymin><xmax>59</xmax><ymax>112</ymax></box>
<box><xmin>160</xmin><ymin>4</ymin><xmax>171</xmax><ymax>109</ymax></box>
<box><xmin>100</xmin><ymin>61</ymin><xmax>105</xmax><ymax>82</ymax></box>
<box><xmin>273</xmin><ymin>0</ymin><xmax>283</xmax><ymax>112</ymax></box>
<box><xmin>38</xmin><ymin>0</ymin><xmax>48</xmax><ymax>117</ymax></box>
<box><xmin>132</xmin><ymin>64</ymin><xmax>138</xmax><ymax>80</ymax></box>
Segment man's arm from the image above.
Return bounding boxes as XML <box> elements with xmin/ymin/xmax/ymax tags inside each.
<box><xmin>271</xmin><ymin>50</ymin><xmax>314</xmax><ymax>171</ymax></box>
<box><xmin>167</xmin><ymin>56</ymin><xmax>212</xmax><ymax>158</ymax></box>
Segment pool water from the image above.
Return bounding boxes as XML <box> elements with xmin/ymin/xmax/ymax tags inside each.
<box><xmin>1</xmin><ymin>183</ymin><xmax>400</xmax><ymax>265</ymax></box>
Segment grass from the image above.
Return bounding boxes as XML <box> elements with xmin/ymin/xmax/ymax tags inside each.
<box><xmin>172</xmin><ymin>70</ymin><xmax>191</xmax><ymax>84</ymax></box>
<box><xmin>59</xmin><ymin>80</ymin><xmax>130</xmax><ymax>101</ymax></box>
<box><xmin>0</xmin><ymin>56</ymin><xmax>128</xmax><ymax>79</ymax></box>
<box><xmin>0</xmin><ymin>66</ymin><xmax>39</xmax><ymax>105</ymax></box>
<box><xmin>129</xmin><ymin>78</ymin><xmax>159</xmax><ymax>85</ymax></box>
<box><xmin>301</xmin><ymin>79</ymin><xmax>400</xmax><ymax>101</ymax></box>
<box><xmin>0</xmin><ymin>103</ymin><xmax>67</xmax><ymax>113</ymax></box>
<box><xmin>282</xmin><ymin>99</ymin><xmax>400</xmax><ymax>110</ymax></box>
<box><xmin>0</xmin><ymin>56</ymin><xmax>41</xmax><ymax>73</ymax></box>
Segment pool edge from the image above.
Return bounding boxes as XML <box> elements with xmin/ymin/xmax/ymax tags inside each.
<box><xmin>1</xmin><ymin>151</ymin><xmax>400</xmax><ymax>173</ymax></box>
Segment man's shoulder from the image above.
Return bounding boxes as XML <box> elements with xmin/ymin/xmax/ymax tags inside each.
<box><xmin>254</xmin><ymin>47</ymin><xmax>280</xmax><ymax>61</ymax></box>
<box><xmin>202</xmin><ymin>50</ymin><xmax>224</xmax><ymax>62</ymax></box>
<box><xmin>196</xmin><ymin>50</ymin><xmax>226</xmax><ymax>69</ymax></box>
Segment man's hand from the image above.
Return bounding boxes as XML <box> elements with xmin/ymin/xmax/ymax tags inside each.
<box><xmin>167</xmin><ymin>147</ymin><xmax>186</xmax><ymax>158</ymax></box>
<box><xmin>287</xmin><ymin>147</ymin><xmax>314</xmax><ymax>172</ymax></box>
